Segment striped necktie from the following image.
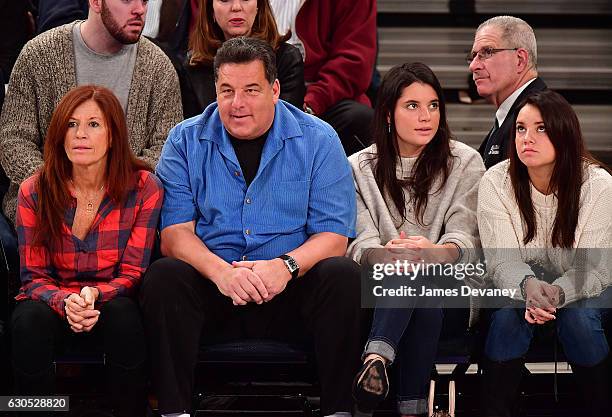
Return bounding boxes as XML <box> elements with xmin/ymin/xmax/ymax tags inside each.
<box><xmin>490</xmin><ymin>118</ymin><xmax>500</xmax><ymax>138</ymax></box>
<box><xmin>484</xmin><ymin>118</ymin><xmax>501</xmax><ymax>160</ymax></box>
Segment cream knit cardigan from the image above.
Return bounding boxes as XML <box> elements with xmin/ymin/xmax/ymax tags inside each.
<box><xmin>0</xmin><ymin>22</ymin><xmax>183</xmax><ymax>223</ymax></box>
<box><xmin>477</xmin><ymin>160</ymin><xmax>612</xmax><ymax>306</ymax></box>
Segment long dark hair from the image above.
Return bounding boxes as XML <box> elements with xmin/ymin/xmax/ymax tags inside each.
<box><xmin>508</xmin><ymin>89</ymin><xmax>608</xmax><ymax>248</ymax></box>
<box><xmin>365</xmin><ymin>62</ymin><xmax>453</xmax><ymax>226</ymax></box>
<box><xmin>189</xmin><ymin>0</ymin><xmax>289</xmax><ymax>66</ymax></box>
<box><xmin>35</xmin><ymin>85</ymin><xmax>150</xmax><ymax>246</ymax></box>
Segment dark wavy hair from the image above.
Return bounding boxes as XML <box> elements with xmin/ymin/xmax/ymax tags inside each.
<box><xmin>189</xmin><ymin>0</ymin><xmax>289</xmax><ymax>66</ymax></box>
<box><xmin>364</xmin><ymin>62</ymin><xmax>453</xmax><ymax>226</ymax></box>
<box><xmin>508</xmin><ymin>89</ymin><xmax>609</xmax><ymax>248</ymax></box>
<box><xmin>35</xmin><ymin>85</ymin><xmax>150</xmax><ymax>246</ymax></box>
<box><xmin>214</xmin><ymin>37</ymin><xmax>277</xmax><ymax>85</ymax></box>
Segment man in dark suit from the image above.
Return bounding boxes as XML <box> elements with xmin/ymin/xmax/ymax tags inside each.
<box><xmin>468</xmin><ymin>16</ymin><xmax>547</xmax><ymax>169</ymax></box>
<box><xmin>468</xmin><ymin>19</ymin><xmax>548</xmax><ymax>416</ymax></box>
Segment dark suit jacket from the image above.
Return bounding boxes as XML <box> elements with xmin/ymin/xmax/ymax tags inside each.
<box><xmin>478</xmin><ymin>77</ymin><xmax>547</xmax><ymax>169</ymax></box>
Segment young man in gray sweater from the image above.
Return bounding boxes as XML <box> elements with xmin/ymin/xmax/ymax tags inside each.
<box><xmin>0</xmin><ymin>0</ymin><xmax>183</xmax><ymax>227</ymax></box>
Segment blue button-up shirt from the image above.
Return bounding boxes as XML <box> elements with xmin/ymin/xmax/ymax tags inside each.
<box><xmin>156</xmin><ymin>100</ymin><xmax>356</xmax><ymax>263</ymax></box>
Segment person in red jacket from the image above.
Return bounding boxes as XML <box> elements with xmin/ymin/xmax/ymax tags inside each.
<box><xmin>271</xmin><ymin>0</ymin><xmax>377</xmax><ymax>156</ymax></box>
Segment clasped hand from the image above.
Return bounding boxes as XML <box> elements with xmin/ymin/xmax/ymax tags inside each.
<box><xmin>523</xmin><ymin>278</ymin><xmax>561</xmax><ymax>325</ymax></box>
<box><xmin>64</xmin><ymin>286</ymin><xmax>100</xmax><ymax>333</ymax></box>
<box><xmin>384</xmin><ymin>231</ymin><xmax>451</xmax><ymax>266</ymax></box>
<box><xmin>214</xmin><ymin>258</ymin><xmax>291</xmax><ymax>305</ymax></box>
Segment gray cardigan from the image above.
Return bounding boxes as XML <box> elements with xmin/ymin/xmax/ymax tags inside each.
<box><xmin>347</xmin><ymin>140</ymin><xmax>485</xmax><ymax>265</ymax></box>
<box><xmin>0</xmin><ymin>22</ymin><xmax>183</xmax><ymax>223</ymax></box>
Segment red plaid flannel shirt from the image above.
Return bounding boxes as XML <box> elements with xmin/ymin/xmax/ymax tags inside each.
<box><xmin>15</xmin><ymin>170</ymin><xmax>163</xmax><ymax>318</ymax></box>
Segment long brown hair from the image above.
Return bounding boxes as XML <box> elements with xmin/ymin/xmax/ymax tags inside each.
<box><xmin>365</xmin><ymin>62</ymin><xmax>453</xmax><ymax>227</ymax></box>
<box><xmin>35</xmin><ymin>85</ymin><xmax>151</xmax><ymax>246</ymax></box>
<box><xmin>508</xmin><ymin>89</ymin><xmax>609</xmax><ymax>248</ymax></box>
<box><xmin>189</xmin><ymin>0</ymin><xmax>289</xmax><ymax>66</ymax></box>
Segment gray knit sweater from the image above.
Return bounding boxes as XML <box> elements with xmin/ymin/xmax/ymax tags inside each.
<box><xmin>347</xmin><ymin>140</ymin><xmax>486</xmax><ymax>264</ymax></box>
<box><xmin>0</xmin><ymin>22</ymin><xmax>183</xmax><ymax>223</ymax></box>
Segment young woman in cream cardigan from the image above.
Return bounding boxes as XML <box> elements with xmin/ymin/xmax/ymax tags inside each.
<box><xmin>478</xmin><ymin>89</ymin><xmax>611</xmax><ymax>417</ymax></box>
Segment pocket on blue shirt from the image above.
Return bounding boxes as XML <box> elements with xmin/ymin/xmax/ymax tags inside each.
<box><xmin>258</xmin><ymin>180</ymin><xmax>309</xmax><ymax>233</ymax></box>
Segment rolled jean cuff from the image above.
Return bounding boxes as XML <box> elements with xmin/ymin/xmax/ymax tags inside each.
<box><xmin>398</xmin><ymin>398</ymin><xmax>427</xmax><ymax>415</ymax></box>
<box><xmin>363</xmin><ymin>339</ymin><xmax>396</xmax><ymax>364</ymax></box>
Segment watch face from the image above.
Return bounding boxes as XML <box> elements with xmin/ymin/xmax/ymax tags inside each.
<box><xmin>286</xmin><ymin>257</ymin><xmax>299</xmax><ymax>272</ymax></box>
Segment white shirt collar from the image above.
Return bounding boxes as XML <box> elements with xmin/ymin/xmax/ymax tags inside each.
<box><xmin>495</xmin><ymin>78</ymin><xmax>537</xmax><ymax>127</ymax></box>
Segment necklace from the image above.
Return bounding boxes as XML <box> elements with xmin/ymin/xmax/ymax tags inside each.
<box><xmin>70</xmin><ymin>180</ymin><xmax>105</xmax><ymax>215</ymax></box>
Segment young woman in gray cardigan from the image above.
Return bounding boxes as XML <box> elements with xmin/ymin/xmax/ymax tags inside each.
<box><xmin>347</xmin><ymin>63</ymin><xmax>485</xmax><ymax>416</ymax></box>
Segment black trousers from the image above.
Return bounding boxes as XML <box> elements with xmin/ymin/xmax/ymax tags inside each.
<box><xmin>140</xmin><ymin>256</ymin><xmax>363</xmax><ymax>415</ymax></box>
<box><xmin>321</xmin><ymin>99</ymin><xmax>374</xmax><ymax>157</ymax></box>
<box><xmin>11</xmin><ymin>297</ymin><xmax>147</xmax><ymax>417</ymax></box>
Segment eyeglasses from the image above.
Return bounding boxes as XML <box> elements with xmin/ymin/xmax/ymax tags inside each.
<box><xmin>466</xmin><ymin>47</ymin><xmax>519</xmax><ymax>64</ymax></box>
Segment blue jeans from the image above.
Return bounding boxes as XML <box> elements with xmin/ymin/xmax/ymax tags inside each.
<box><xmin>485</xmin><ymin>287</ymin><xmax>611</xmax><ymax>367</ymax></box>
<box><xmin>364</xmin><ymin>276</ymin><xmax>445</xmax><ymax>415</ymax></box>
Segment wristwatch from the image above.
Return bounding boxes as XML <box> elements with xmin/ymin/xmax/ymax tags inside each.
<box><xmin>279</xmin><ymin>254</ymin><xmax>300</xmax><ymax>280</ymax></box>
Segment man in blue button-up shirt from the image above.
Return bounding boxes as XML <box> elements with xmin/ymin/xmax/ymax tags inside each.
<box><xmin>141</xmin><ymin>37</ymin><xmax>363</xmax><ymax>417</ymax></box>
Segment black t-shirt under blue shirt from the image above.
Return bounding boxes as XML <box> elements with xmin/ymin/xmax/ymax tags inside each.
<box><xmin>229</xmin><ymin>131</ymin><xmax>268</xmax><ymax>187</ymax></box>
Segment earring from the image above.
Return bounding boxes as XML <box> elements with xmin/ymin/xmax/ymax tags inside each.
<box><xmin>387</xmin><ymin>123</ymin><xmax>391</xmax><ymax>134</ymax></box>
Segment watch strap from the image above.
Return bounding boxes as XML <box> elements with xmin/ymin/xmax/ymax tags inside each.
<box><xmin>279</xmin><ymin>254</ymin><xmax>299</xmax><ymax>280</ymax></box>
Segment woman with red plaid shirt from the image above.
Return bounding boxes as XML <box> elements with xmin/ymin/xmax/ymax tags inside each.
<box><xmin>10</xmin><ymin>85</ymin><xmax>163</xmax><ymax>417</ymax></box>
